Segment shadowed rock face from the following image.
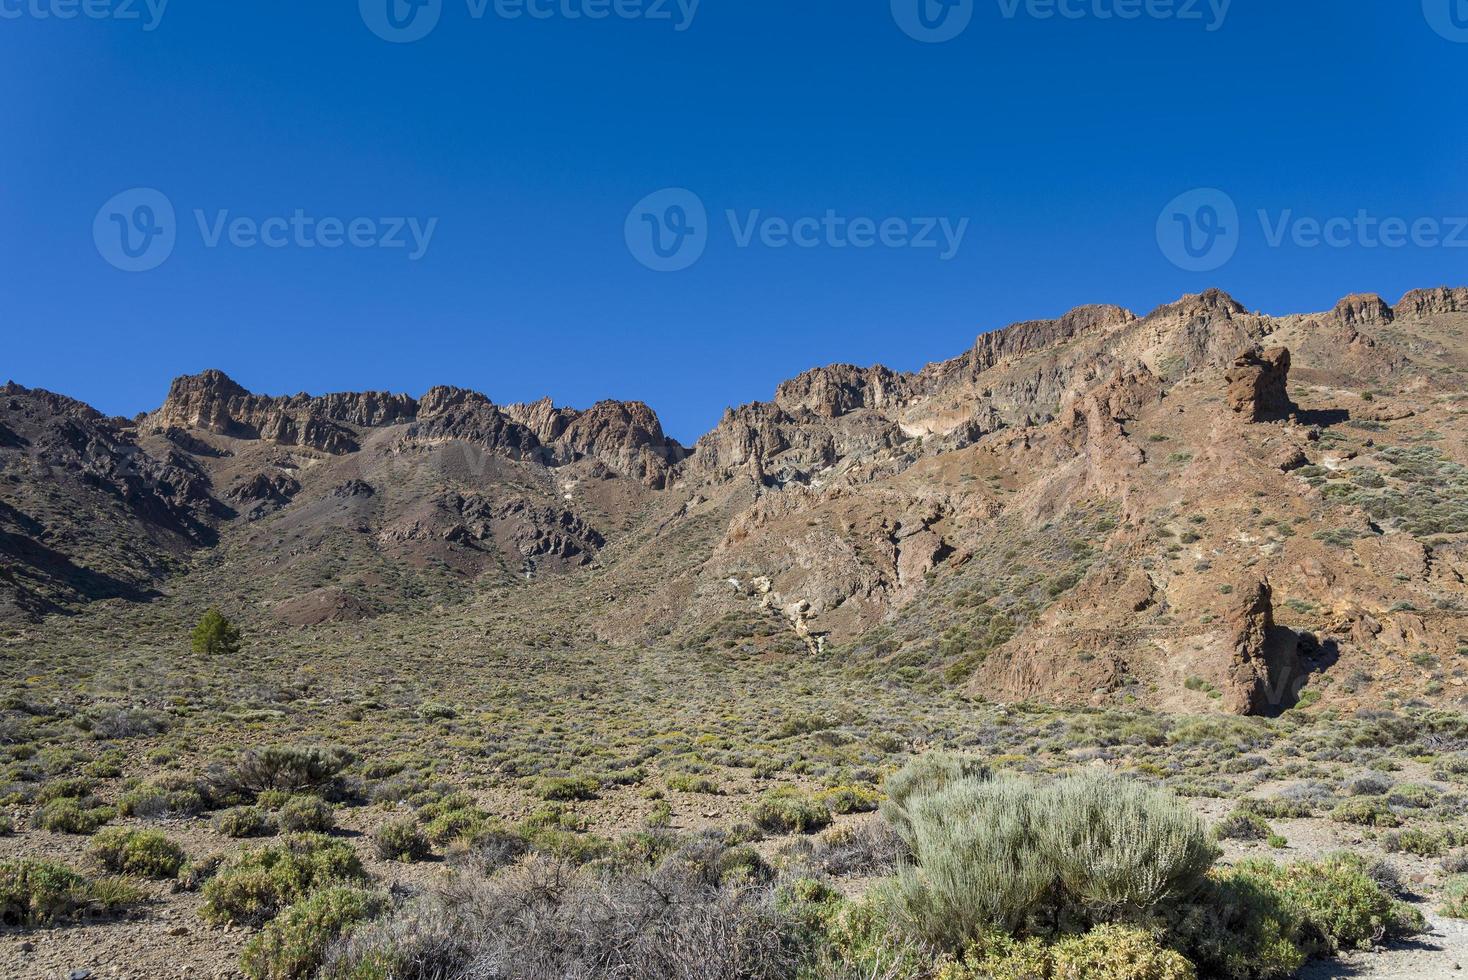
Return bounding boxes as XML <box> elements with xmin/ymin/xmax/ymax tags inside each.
<box><xmin>6</xmin><ymin>284</ymin><xmax>1468</xmax><ymax>717</ymax></box>
<box><xmin>1226</xmin><ymin>348</ymin><xmax>1294</xmax><ymax>421</ymax></box>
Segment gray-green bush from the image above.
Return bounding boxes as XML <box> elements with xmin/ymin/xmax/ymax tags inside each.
<box><xmin>887</xmin><ymin>765</ymin><xmax>1216</xmax><ymax>945</ymax></box>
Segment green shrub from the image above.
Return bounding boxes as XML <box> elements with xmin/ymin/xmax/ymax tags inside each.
<box><xmin>192</xmin><ymin>607</ymin><xmax>242</xmax><ymax>655</ymax></box>
<box><xmin>881</xmin><ymin>752</ymin><xmax>991</xmax><ymax>843</ymax></box>
<box><xmin>1166</xmin><ymin>865</ymin><xmax>1308</xmax><ymax>979</ymax></box>
<box><xmin>424</xmin><ymin>805</ymin><xmax>490</xmax><ymax>845</ymax></box>
<box><xmin>216</xmin><ymin>806</ymin><xmax>277</xmax><ymax>838</ymax></box>
<box><xmin>1329</xmin><ymin>797</ymin><xmax>1401</xmax><ymax>828</ymax></box>
<box><xmin>666</xmin><ymin>773</ymin><xmax>722</xmax><ymax>794</ymax></box>
<box><xmin>0</xmin><ymin>859</ymin><xmax>142</xmax><ymax>926</ymax></box>
<box><xmin>371</xmin><ymin>818</ymin><xmax>430</xmax><ymax>863</ymax></box>
<box><xmin>118</xmin><ymin>778</ymin><xmax>207</xmax><ymax>819</ymax></box>
<box><xmin>33</xmin><ymin>797</ymin><xmax>114</xmax><ymax>834</ymax></box>
<box><xmin>1241</xmin><ymin>853</ymin><xmax>1423</xmax><ymax>954</ymax></box>
<box><xmin>87</xmin><ymin>828</ymin><xmax>187</xmax><ymax>879</ymax></box>
<box><xmin>819</xmin><ymin>785</ymin><xmax>882</xmax><ymax>815</ymax></box>
<box><xmin>241</xmin><ymin>887</ymin><xmax>386</xmax><ymax>980</ymax></box>
<box><xmin>1441</xmin><ymin>875</ymin><xmax>1468</xmax><ymax>918</ymax></box>
<box><xmin>230</xmin><ymin>746</ymin><xmax>352</xmax><ymax>797</ymax></box>
<box><xmin>748</xmin><ymin>790</ymin><xmax>831</xmax><ymax>834</ymax></box>
<box><xmin>891</xmin><ymin>772</ymin><xmax>1216</xmax><ymax>947</ymax></box>
<box><xmin>201</xmin><ymin>833</ymin><xmax>366</xmax><ymax>927</ymax></box>
<box><xmin>35</xmin><ymin>777</ymin><xmax>95</xmax><ymax>803</ymax></box>
<box><xmin>1215</xmin><ymin>810</ymin><xmax>1272</xmax><ymax>842</ymax></box>
<box><xmin>943</xmin><ymin>924</ymin><xmax>1196</xmax><ymax>980</ymax></box>
<box><xmin>533</xmin><ymin>775</ymin><xmax>599</xmax><ymax>802</ymax></box>
<box><xmin>276</xmin><ymin>796</ymin><xmax>335</xmax><ymax>833</ymax></box>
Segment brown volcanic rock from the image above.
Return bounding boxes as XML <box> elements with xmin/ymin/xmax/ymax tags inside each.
<box><xmin>773</xmin><ymin>365</ymin><xmax>909</xmax><ymax>418</ymax></box>
<box><xmin>969</xmin><ymin>304</ymin><xmax>1135</xmax><ymax>373</ymax></box>
<box><xmin>1332</xmin><ymin>293</ymin><xmax>1395</xmax><ymax>326</ymax></box>
<box><xmin>1225</xmin><ymin>347</ymin><xmax>1294</xmax><ymax>421</ymax></box>
<box><xmin>151</xmin><ymin>370</ymin><xmax>417</xmax><ymax>454</ymax></box>
<box><xmin>1395</xmin><ymin>286</ymin><xmax>1468</xmax><ymax>317</ymax></box>
<box><xmin>1218</xmin><ymin>578</ymin><xmax>1304</xmax><ymax>715</ymax></box>
<box><xmin>504</xmin><ymin>398</ymin><xmax>686</xmax><ymax>488</ymax></box>
<box><xmin>410</xmin><ymin>387</ymin><xmax>543</xmax><ymax>461</ymax></box>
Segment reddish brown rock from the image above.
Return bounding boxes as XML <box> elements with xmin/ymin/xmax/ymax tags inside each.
<box><xmin>1225</xmin><ymin>347</ymin><xmax>1294</xmax><ymax>421</ymax></box>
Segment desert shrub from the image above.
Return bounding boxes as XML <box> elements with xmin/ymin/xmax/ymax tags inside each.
<box><xmin>748</xmin><ymin>789</ymin><xmax>831</xmax><ymax>834</ymax></box>
<box><xmin>118</xmin><ymin>776</ymin><xmax>207</xmax><ymax>820</ymax></box>
<box><xmin>241</xmin><ymin>886</ymin><xmax>386</xmax><ymax>980</ymax></box>
<box><xmin>1329</xmin><ymin>797</ymin><xmax>1401</xmax><ymax>828</ymax></box>
<box><xmin>1240</xmin><ymin>853</ymin><xmax>1423</xmax><ymax>954</ymax></box>
<box><xmin>881</xmin><ymin>752</ymin><xmax>991</xmax><ymax>843</ymax></box>
<box><xmin>215</xmin><ymin>806</ymin><xmax>277</xmax><ymax>838</ymax></box>
<box><xmin>1385</xmin><ymin>827</ymin><xmax>1462</xmax><ymax>857</ymax></box>
<box><xmin>1215</xmin><ymin>810</ymin><xmax>1272</xmax><ymax>841</ymax></box>
<box><xmin>533</xmin><ymin>775</ymin><xmax>599</xmax><ymax>802</ymax></box>
<box><xmin>35</xmin><ymin>777</ymin><xmax>94</xmax><ymax>803</ymax></box>
<box><xmin>1166</xmin><ymin>865</ymin><xmax>1308</xmax><ymax>979</ymax></box>
<box><xmin>33</xmin><ymin>797</ymin><xmax>114</xmax><ymax>834</ymax></box>
<box><xmin>818</xmin><ymin>785</ymin><xmax>882</xmax><ymax>815</ymax></box>
<box><xmin>201</xmin><ymin>833</ymin><xmax>366</xmax><ymax>927</ymax></box>
<box><xmin>943</xmin><ymin>924</ymin><xmax>1196</xmax><ymax>980</ymax></box>
<box><xmin>87</xmin><ymin>827</ymin><xmax>187</xmax><ymax>879</ymax></box>
<box><xmin>424</xmin><ymin>804</ymin><xmax>491</xmax><ymax>845</ymax></box>
<box><xmin>373</xmin><ymin>818</ymin><xmax>431</xmax><ymax>863</ymax></box>
<box><xmin>1441</xmin><ymin>875</ymin><xmax>1468</xmax><ymax>918</ymax></box>
<box><xmin>276</xmin><ymin>795</ymin><xmax>335</xmax><ymax>833</ymax></box>
<box><xmin>178</xmin><ymin>852</ymin><xmax>228</xmax><ymax>892</ymax></box>
<box><xmin>323</xmin><ymin>852</ymin><xmax>800</xmax><ymax>980</ymax></box>
<box><xmin>1342</xmin><ymin>773</ymin><xmax>1393</xmax><ymax>796</ymax></box>
<box><xmin>192</xmin><ymin>607</ymin><xmax>242</xmax><ymax>655</ymax></box>
<box><xmin>788</xmin><ymin>818</ymin><xmax>907</xmax><ymax>878</ymax></box>
<box><xmin>0</xmin><ymin>859</ymin><xmax>142</xmax><ymax>926</ymax></box>
<box><xmin>229</xmin><ymin>745</ymin><xmax>352</xmax><ymax>798</ymax></box>
<box><xmin>890</xmin><ymin>771</ymin><xmax>1215</xmax><ymax>947</ymax></box>
<box><xmin>665</xmin><ymin>773</ymin><xmax>722</xmax><ymax>794</ymax></box>
<box><xmin>75</xmin><ymin>706</ymin><xmax>170</xmax><ymax>740</ymax></box>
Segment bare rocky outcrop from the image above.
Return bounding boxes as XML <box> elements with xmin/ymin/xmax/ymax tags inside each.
<box><xmin>504</xmin><ymin>398</ymin><xmax>687</xmax><ymax>488</ymax></box>
<box><xmin>1225</xmin><ymin>347</ymin><xmax>1294</xmax><ymax>421</ymax></box>
<box><xmin>1395</xmin><ymin>286</ymin><xmax>1468</xmax><ymax>318</ymax></box>
<box><xmin>1333</xmin><ymin>293</ymin><xmax>1396</xmax><ymax>326</ymax></box>
<box><xmin>151</xmin><ymin>370</ymin><xmax>416</xmax><ymax>454</ymax></box>
<box><xmin>1219</xmin><ymin>579</ymin><xmax>1304</xmax><ymax>715</ymax></box>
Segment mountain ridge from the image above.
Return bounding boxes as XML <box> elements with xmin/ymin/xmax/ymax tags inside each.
<box><xmin>6</xmin><ymin>284</ymin><xmax>1468</xmax><ymax>718</ymax></box>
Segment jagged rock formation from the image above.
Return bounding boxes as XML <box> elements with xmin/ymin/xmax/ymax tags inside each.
<box><xmin>7</xmin><ymin>284</ymin><xmax>1468</xmax><ymax>716</ymax></box>
<box><xmin>1225</xmin><ymin>348</ymin><xmax>1294</xmax><ymax>421</ymax></box>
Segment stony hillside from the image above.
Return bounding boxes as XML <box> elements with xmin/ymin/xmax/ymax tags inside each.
<box><xmin>4</xmin><ymin>285</ymin><xmax>1467</xmax><ymax>716</ymax></box>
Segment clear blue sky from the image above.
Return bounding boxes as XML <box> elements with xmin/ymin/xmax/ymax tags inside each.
<box><xmin>3</xmin><ymin>1</ymin><xmax>1465</xmax><ymax>443</ymax></box>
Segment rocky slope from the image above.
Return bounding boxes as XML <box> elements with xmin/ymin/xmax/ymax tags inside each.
<box><xmin>5</xmin><ymin>285</ymin><xmax>1468</xmax><ymax>715</ymax></box>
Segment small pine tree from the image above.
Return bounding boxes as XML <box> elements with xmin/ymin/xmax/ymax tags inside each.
<box><xmin>192</xmin><ymin>608</ymin><xmax>242</xmax><ymax>655</ymax></box>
